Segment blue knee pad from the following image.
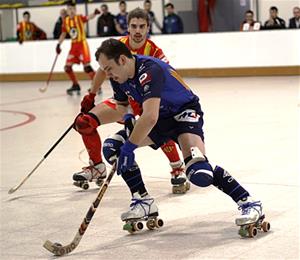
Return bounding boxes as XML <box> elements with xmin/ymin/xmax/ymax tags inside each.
<box><xmin>103</xmin><ymin>130</ymin><xmax>127</xmax><ymax>165</ymax></box>
<box><xmin>186</xmin><ymin>160</ymin><xmax>213</xmax><ymax>187</ymax></box>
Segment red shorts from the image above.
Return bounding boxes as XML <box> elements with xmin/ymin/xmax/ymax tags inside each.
<box><xmin>102</xmin><ymin>98</ymin><xmax>142</xmax><ymax>116</ymax></box>
<box><xmin>66</xmin><ymin>41</ymin><xmax>91</xmax><ymax>64</ymax></box>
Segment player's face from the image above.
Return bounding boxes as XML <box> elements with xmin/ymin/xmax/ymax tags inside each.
<box><xmin>67</xmin><ymin>6</ymin><xmax>76</xmax><ymax>18</ymax></box>
<box><xmin>128</xmin><ymin>18</ymin><xmax>149</xmax><ymax>44</ymax></box>
<box><xmin>294</xmin><ymin>7</ymin><xmax>300</xmax><ymax>19</ymax></box>
<box><xmin>270</xmin><ymin>9</ymin><xmax>277</xmax><ymax>19</ymax></box>
<box><xmin>23</xmin><ymin>14</ymin><xmax>30</xmax><ymax>22</ymax></box>
<box><xmin>119</xmin><ymin>3</ymin><xmax>126</xmax><ymax>13</ymax></box>
<box><xmin>98</xmin><ymin>54</ymin><xmax>128</xmax><ymax>84</ymax></box>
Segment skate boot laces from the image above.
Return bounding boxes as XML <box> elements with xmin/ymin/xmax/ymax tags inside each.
<box><xmin>239</xmin><ymin>201</ymin><xmax>262</xmax><ymax>216</ymax></box>
<box><xmin>129</xmin><ymin>197</ymin><xmax>154</xmax><ymax>215</ymax></box>
<box><xmin>82</xmin><ymin>164</ymin><xmax>105</xmax><ymax>181</ymax></box>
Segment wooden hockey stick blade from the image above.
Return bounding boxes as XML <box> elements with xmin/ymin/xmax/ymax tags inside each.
<box><xmin>43</xmin><ymin>162</ymin><xmax>117</xmax><ymax>256</ymax></box>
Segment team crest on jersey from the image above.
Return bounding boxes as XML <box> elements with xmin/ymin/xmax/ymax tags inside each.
<box><xmin>174</xmin><ymin>109</ymin><xmax>200</xmax><ymax>123</ymax></box>
<box><xmin>139</xmin><ymin>73</ymin><xmax>151</xmax><ymax>86</ymax></box>
<box><xmin>70</xmin><ymin>28</ymin><xmax>78</xmax><ymax>39</ymax></box>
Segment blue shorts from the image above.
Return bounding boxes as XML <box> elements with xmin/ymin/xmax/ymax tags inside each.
<box><xmin>148</xmin><ymin>102</ymin><xmax>204</xmax><ymax>149</ymax></box>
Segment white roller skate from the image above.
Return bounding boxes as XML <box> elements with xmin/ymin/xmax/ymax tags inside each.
<box><xmin>170</xmin><ymin>161</ymin><xmax>190</xmax><ymax>194</ymax></box>
<box><xmin>73</xmin><ymin>161</ymin><xmax>107</xmax><ymax>190</ymax></box>
<box><xmin>235</xmin><ymin>197</ymin><xmax>270</xmax><ymax>238</ymax></box>
<box><xmin>121</xmin><ymin>193</ymin><xmax>163</xmax><ymax>233</ymax></box>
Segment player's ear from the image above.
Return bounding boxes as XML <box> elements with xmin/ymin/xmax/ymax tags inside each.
<box><xmin>119</xmin><ymin>55</ymin><xmax>126</xmax><ymax>66</ymax></box>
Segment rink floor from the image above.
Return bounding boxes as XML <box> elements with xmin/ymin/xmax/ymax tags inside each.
<box><xmin>0</xmin><ymin>76</ymin><xmax>299</xmax><ymax>259</ymax></box>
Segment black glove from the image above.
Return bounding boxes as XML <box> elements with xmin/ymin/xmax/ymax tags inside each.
<box><xmin>56</xmin><ymin>43</ymin><xmax>61</xmax><ymax>54</ymax></box>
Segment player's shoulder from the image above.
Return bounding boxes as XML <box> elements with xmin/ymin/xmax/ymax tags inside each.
<box><xmin>136</xmin><ymin>56</ymin><xmax>165</xmax><ymax>83</ymax></box>
<box><xmin>119</xmin><ymin>36</ymin><xmax>129</xmax><ymax>44</ymax></box>
<box><xmin>145</xmin><ymin>38</ymin><xmax>161</xmax><ymax>49</ymax></box>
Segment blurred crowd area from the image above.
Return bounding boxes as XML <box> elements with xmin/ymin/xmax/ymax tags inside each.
<box><xmin>0</xmin><ymin>0</ymin><xmax>299</xmax><ymax>42</ymax></box>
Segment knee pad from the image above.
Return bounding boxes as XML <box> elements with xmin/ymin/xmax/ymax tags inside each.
<box><xmin>185</xmin><ymin>147</ymin><xmax>213</xmax><ymax>187</ymax></box>
<box><xmin>74</xmin><ymin>113</ymin><xmax>100</xmax><ymax>135</ymax></box>
<box><xmin>84</xmin><ymin>65</ymin><xmax>94</xmax><ymax>74</ymax></box>
<box><xmin>64</xmin><ymin>65</ymin><xmax>72</xmax><ymax>73</ymax></box>
<box><xmin>103</xmin><ymin>130</ymin><xmax>127</xmax><ymax>165</ymax></box>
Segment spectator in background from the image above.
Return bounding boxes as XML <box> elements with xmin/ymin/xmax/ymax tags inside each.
<box><xmin>53</xmin><ymin>8</ymin><xmax>69</xmax><ymax>39</ymax></box>
<box><xmin>144</xmin><ymin>0</ymin><xmax>162</xmax><ymax>34</ymax></box>
<box><xmin>115</xmin><ymin>0</ymin><xmax>128</xmax><ymax>35</ymax></box>
<box><xmin>289</xmin><ymin>6</ymin><xmax>300</xmax><ymax>28</ymax></box>
<box><xmin>264</xmin><ymin>6</ymin><xmax>286</xmax><ymax>29</ymax></box>
<box><xmin>162</xmin><ymin>3</ymin><xmax>183</xmax><ymax>34</ymax></box>
<box><xmin>97</xmin><ymin>4</ymin><xmax>117</xmax><ymax>37</ymax></box>
<box><xmin>16</xmin><ymin>11</ymin><xmax>47</xmax><ymax>44</ymax></box>
<box><xmin>240</xmin><ymin>10</ymin><xmax>260</xmax><ymax>31</ymax></box>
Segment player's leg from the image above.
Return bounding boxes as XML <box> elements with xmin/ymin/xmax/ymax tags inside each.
<box><xmin>65</xmin><ymin>45</ymin><xmax>81</xmax><ymax>95</ymax></box>
<box><xmin>81</xmin><ymin>42</ymin><xmax>97</xmax><ymax>89</ymax></box>
<box><xmin>178</xmin><ymin>132</ymin><xmax>264</xmax><ymax>226</ymax></box>
<box><xmin>160</xmin><ymin>140</ymin><xmax>188</xmax><ymax>194</ymax></box>
<box><xmin>72</xmin><ymin>100</ymin><xmax>124</xmax><ymax>188</ymax></box>
<box><xmin>103</xmin><ymin>133</ymin><xmax>159</xmax><ymax>221</ymax></box>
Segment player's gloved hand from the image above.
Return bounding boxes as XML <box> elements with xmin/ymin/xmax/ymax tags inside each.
<box><xmin>18</xmin><ymin>38</ymin><xmax>23</xmax><ymax>44</ymax></box>
<box><xmin>94</xmin><ymin>9</ymin><xmax>100</xmax><ymax>15</ymax></box>
<box><xmin>56</xmin><ymin>43</ymin><xmax>61</xmax><ymax>54</ymax></box>
<box><xmin>123</xmin><ymin>113</ymin><xmax>136</xmax><ymax>137</ymax></box>
<box><xmin>117</xmin><ymin>141</ymin><xmax>138</xmax><ymax>175</ymax></box>
<box><xmin>80</xmin><ymin>92</ymin><xmax>96</xmax><ymax>113</ymax></box>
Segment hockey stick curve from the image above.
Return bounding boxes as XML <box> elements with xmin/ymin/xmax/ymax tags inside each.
<box><xmin>8</xmin><ymin>123</ymin><xmax>74</xmax><ymax>194</ymax></box>
<box><xmin>39</xmin><ymin>53</ymin><xmax>59</xmax><ymax>93</ymax></box>
<box><xmin>43</xmin><ymin>162</ymin><xmax>117</xmax><ymax>256</ymax></box>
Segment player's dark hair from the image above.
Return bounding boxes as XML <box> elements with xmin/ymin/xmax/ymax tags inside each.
<box><xmin>101</xmin><ymin>4</ymin><xmax>108</xmax><ymax>9</ymax></box>
<box><xmin>66</xmin><ymin>0</ymin><xmax>76</xmax><ymax>7</ymax></box>
<box><xmin>95</xmin><ymin>38</ymin><xmax>133</xmax><ymax>64</ymax></box>
<box><xmin>144</xmin><ymin>0</ymin><xmax>151</xmax><ymax>4</ymax></box>
<box><xmin>270</xmin><ymin>6</ymin><xmax>278</xmax><ymax>12</ymax></box>
<box><xmin>119</xmin><ymin>0</ymin><xmax>126</xmax><ymax>5</ymax></box>
<box><xmin>23</xmin><ymin>11</ymin><xmax>30</xmax><ymax>17</ymax></box>
<box><xmin>165</xmin><ymin>3</ymin><xmax>174</xmax><ymax>9</ymax></box>
<box><xmin>127</xmin><ymin>7</ymin><xmax>149</xmax><ymax>25</ymax></box>
<box><xmin>245</xmin><ymin>10</ymin><xmax>253</xmax><ymax>15</ymax></box>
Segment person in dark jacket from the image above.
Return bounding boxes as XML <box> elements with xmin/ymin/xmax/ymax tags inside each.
<box><xmin>97</xmin><ymin>4</ymin><xmax>117</xmax><ymax>37</ymax></box>
<box><xmin>53</xmin><ymin>8</ymin><xmax>69</xmax><ymax>39</ymax></box>
<box><xmin>264</xmin><ymin>6</ymin><xmax>286</xmax><ymax>29</ymax></box>
<box><xmin>162</xmin><ymin>3</ymin><xmax>183</xmax><ymax>34</ymax></box>
<box><xmin>289</xmin><ymin>6</ymin><xmax>300</xmax><ymax>28</ymax></box>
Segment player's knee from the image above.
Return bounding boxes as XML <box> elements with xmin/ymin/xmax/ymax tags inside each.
<box><xmin>74</xmin><ymin>113</ymin><xmax>100</xmax><ymax>135</ymax></box>
<box><xmin>185</xmin><ymin>147</ymin><xmax>213</xmax><ymax>187</ymax></box>
<box><xmin>84</xmin><ymin>65</ymin><xmax>94</xmax><ymax>74</ymax></box>
<box><xmin>103</xmin><ymin>130</ymin><xmax>127</xmax><ymax>165</ymax></box>
<box><xmin>64</xmin><ymin>65</ymin><xmax>72</xmax><ymax>73</ymax></box>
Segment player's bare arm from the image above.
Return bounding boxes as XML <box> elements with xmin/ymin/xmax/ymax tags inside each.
<box><xmin>58</xmin><ymin>31</ymin><xmax>67</xmax><ymax>45</ymax></box>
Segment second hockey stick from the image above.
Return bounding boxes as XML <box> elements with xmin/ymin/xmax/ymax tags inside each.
<box><xmin>43</xmin><ymin>162</ymin><xmax>117</xmax><ymax>256</ymax></box>
<box><xmin>39</xmin><ymin>53</ymin><xmax>59</xmax><ymax>93</ymax></box>
<box><xmin>8</xmin><ymin>123</ymin><xmax>74</xmax><ymax>194</ymax></box>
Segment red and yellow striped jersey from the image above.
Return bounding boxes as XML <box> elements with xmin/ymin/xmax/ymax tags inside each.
<box><xmin>62</xmin><ymin>15</ymin><xmax>88</xmax><ymax>43</ymax></box>
<box><xmin>17</xmin><ymin>21</ymin><xmax>37</xmax><ymax>41</ymax></box>
<box><xmin>119</xmin><ymin>36</ymin><xmax>168</xmax><ymax>63</ymax></box>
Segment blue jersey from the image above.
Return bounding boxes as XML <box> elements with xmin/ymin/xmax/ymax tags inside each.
<box><xmin>115</xmin><ymin>13</ymin><xmax>128</xmax><ymax>35</ymax></box>
<box><xmin>112</xmin><ymin>55</ymin><xmax>199</xmax><ymax>118</ymax></box>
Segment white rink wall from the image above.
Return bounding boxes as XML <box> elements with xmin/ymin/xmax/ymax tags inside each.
<box><xmin>0</xmin><ymin>30</ymin><xmax>299</xmax><ymax>74</ymax></box>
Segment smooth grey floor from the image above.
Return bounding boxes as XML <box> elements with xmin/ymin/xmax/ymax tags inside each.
<box><xmin>0</xmin><ymin>76</ymin><xmax>299</xmax><ymax>259</ymax></box>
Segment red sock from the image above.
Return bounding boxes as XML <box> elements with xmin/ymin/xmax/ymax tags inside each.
<box><xmin>82</xmin><ymin>130</ymin><xmax>102</xmax><ymax>164</ymax></box>
<box><xmin>86</xmin><ymin>71</ymin><xmax>95</xmax><ymax>80</ymax></box>
<box><xmin>66</xmin><ymin>70</ymin><xmax>78</xmax><ymax>84</ymax></box>
<box><xmin>160</xmin><ymin>140</ymin><xmax>180</xmax><ymax>163</ymax></box>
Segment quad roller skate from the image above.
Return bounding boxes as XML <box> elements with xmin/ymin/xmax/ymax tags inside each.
<box><xmin>73</xmin><ymin>162</ymin><xmax>107</xmax><ymax>190</ymax></box>
<box><xmin>121</xmin><ymin>193</ymin><xmax>164</xmax><ymax>234</ymax></box>
<box><xmin>235</xmin><ymin>198</ymin><xmax>270</xmax><ymax>238</ymax></box>
<box><xmin>66</xmin><ymin>83</ymin><xmax>81</xmax><ymax>96</ymax></box>
<box><xmin>170</xmin><ymin>161</ymin><xmax>190</xmax><ymax>194</ymax></box>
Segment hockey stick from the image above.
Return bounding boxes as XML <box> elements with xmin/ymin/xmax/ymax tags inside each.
<box><xmin>8</xmin><ymin>123</ymin><xmax>74</xmax><ymax>194</ymax></box>
<box><xmin>39</xmin><ymin>53</ymin><xmax>59</xmax><ymax>93</ymax></box>
<box><xmin>43</xmin><ymin>162</ymin><xmax>117</xmax><ymax>256</ymax></box>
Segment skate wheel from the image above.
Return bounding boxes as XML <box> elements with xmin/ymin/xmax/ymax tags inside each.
<box><xmin>133</xmin><ymin>221</ymin><xmax>143</xmax><ymax>231</ymax></box>
<box><xmin>154</xmin><ymin>218</ymin><xmax>164</xmax><ymax>228</ymax></box>
<box><xmin>96</xmin><ymin>179</ymin><xmax>103</xmax><ymax>187</ymax></box>
<box><xmin>123</xmin><ymin>223</ymin><xmax>134</xmax><ymax>233</ymax></box>
<box><xmin>53</xmin><ymin>242</ymin><xmax>62</xmax><ymax>247</ymax></box>
<box><xmin>248</xmin><ymin>225</ymin><xmax>257</xmax><ymax>238</ymax></box>
<box><xmin>146</xmin><ymin>219</ymin><xmax>156</xmax><ymax>230</ymax></box>
<box><xmin>82</xmin><ymin>183</ymin><xmax>89</xmax><ymax>190</ymax></box>
<box><xmin>262</xmin><ymin>221</ymin><xmax>270</xmax><ymax>232</ymax></box>
<box><xmin>185</xmin><ymin>182</ymin><xmax>191</xmax><ymax>191</ymax></box>
<box><xmin>238</xmin><ymin>227</ymin><xmax>248</xmax><ymax>237</ymax></box>
<box><xmin>172</xmin><ymin>185</ymin><xmax>186</xmax><ymax>194</ymax></box>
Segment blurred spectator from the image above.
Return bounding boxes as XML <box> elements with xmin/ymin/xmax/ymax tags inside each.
<box><xmin>162</xmin><ymin>3</ymin><xmax>183</xmax><ymax>34</ymax></box>
<box><xmin>115</xmin><ymin>0</ymin><xmax>128</xmax><ymax>35</ymax></box>
<box><xmin>97</xmin><ymin>4</ymin><xmax>117</xmax><ymax>37</ymax></box>
<box><xmin>240</xmin><ymin>10</ymin><xmax>260</xmax><ymax>31</ymax></box>
<box><xmin>264</xmin><ymin>6</ymin><xmax>286</xmax><ymax>29</ymax></box>
<box><xmin>143</xmin><ymin>0</ymin><xmax>162</xmax><ymax>34</ymax></box>
<box><xmin>289</xmin><ymin>6</ymin><xmax>300</xmax><ymax>28</ymax></box>
<box><xmin>53</xmin><ymin>8</ymin><xmax>69</xmax><ymax>39</ymax></box>
<box><xmin>16</xmin><ymin>11</ymin><xmax>47</xmax><ymax>44</ymax></box>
